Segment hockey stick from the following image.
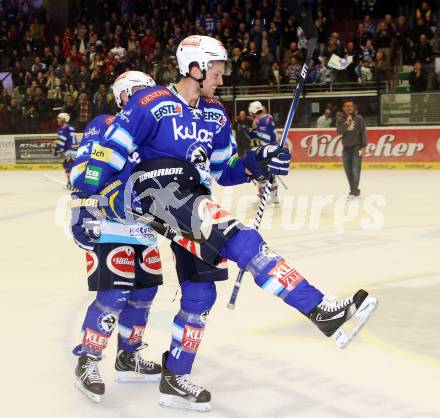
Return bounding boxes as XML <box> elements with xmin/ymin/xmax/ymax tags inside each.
<box><xmin>227</xmin><ymin>0</ymin><xmax>317</xmax><ymax>309</ymax></box>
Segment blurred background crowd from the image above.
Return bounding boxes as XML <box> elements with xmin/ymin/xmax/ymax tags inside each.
<box><xmin>0</xmin><ymin>0</ymin><xmax>438</xmax><ymax>133</ymax></box>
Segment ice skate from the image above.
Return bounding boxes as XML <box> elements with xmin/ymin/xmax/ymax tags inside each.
<box><xmin>309</xmin><ymin>289</ymin><xmax>377</xmax><ymax>348</ymax></box>
<box><xmin>74</xmin><ymin>353</ymin><xmax>105</xmax><ymax>403</ymax></box>
<box><xmin>115</xmin><ymin>343</ymin><xmax>161</xmax><ymax>382</ymax></box>
<box><xmin>159</xmin><ymin>351</ymin><xmax>211</xmax><ymax>412</ymax></box>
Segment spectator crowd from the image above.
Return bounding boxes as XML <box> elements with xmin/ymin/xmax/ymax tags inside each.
<box><xmin>0</xmin><ymin>0</ymin><xmax>438</xmax><ymax>133</ymax></box>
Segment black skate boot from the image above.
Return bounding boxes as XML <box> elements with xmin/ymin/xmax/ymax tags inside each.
<box><xmin>159</xmin><ymin>351</ymin><xmax>211</xmax><ymax>412</ymax></box>
<box><xmin>115</xmin><ymin>343</ymin><xmax>161</xmax><ymax>382</ymax></box>
<box><xmin>74</xmin><ymin>353</ymin><xmax>105</xmax><ymax>403</ymax></box>
<box><xmin>309</xmin><ymin>289</ymin><xmax>377</xmax><ymax>348</ymax></box>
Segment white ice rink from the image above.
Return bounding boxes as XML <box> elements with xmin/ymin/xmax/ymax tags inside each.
<box><xmin>1</xmin><ymin>169</ymin><xmax>439</xmax><ymax>418</ymax></box>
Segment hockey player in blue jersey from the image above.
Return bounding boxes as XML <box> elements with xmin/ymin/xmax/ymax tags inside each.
<box><xmin>80</xmin><ymin>35</ymin><xmax>377</xmax><ymax>411</ymax></box>
<box><xmin>53</xmin><ymin>112</ymin><xmax>78</xmax><ymax>189</ymax></box>
<box><xmin>248</xmin><ymin>100</ymin><xmax>280</xmax><ymax>204</ymax></box>
<box><xmin>70</xmin><ymin>72</ymin><xmax>163</xmax><ymax>403</ymax></box>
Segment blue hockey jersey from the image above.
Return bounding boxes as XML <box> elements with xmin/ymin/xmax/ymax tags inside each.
<box><xmin>80</xmin><ymin>85</ymin><xmax>248</xmax><ymax>194</ymax></box>
<box><xmin>69</xmin><ymin>114</ymin><xmax>152</xmax><ymax>249</ymax></box>
<box><xmin>54</xmin><ymin>124</ymin><xmax>78</xmax><ymax>158</ymax></box>
<box><xmin>249</xmin><ymin>114</ymin><xmax>278</xmax><ymax>145</ymax></box>
<box><xmin>70</xmin><ymin>114</ymin><xmax>116</xmax><ymax>189</ymax></box>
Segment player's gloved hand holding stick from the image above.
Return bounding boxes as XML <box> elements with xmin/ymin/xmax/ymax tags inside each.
<box><xmin>227</xmin><ymin>0</ymin><xmax>318</xmax><ymax>309</ymax></box>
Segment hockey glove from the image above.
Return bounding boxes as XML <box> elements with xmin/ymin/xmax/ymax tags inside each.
<box><xmin>243</xmin><ymin>145</ymin><xmax>291</xmax><ymax>180</ymax></box>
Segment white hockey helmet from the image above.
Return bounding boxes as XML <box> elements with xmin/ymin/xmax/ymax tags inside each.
<box><xmin>112</xmin><ymin>71</ymin><xmax>156</xmax><ymax>108</ymax></box>
<box><xmin>57</xmin><ymin>112</ymin><xmax>70</xmax><ymax>123</ymax></box>
<box><xmin>248</xmin><ymin>101</ymin><xmax>264</xmax><ymax>115</ymax></box>
<box><xmin>176</xmin><ymin>35</ymin><xmax>228</xmax><ymax>76</ymax></box>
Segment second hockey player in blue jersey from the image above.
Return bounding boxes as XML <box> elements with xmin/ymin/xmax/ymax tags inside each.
<box><xmin>248</xmin><ymin>100</ymin><xmax>280</xmax><ymax>204</ymax></box>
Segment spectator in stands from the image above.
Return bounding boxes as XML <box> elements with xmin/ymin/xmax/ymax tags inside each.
<box><xmin>162</xmin><ymin>61</ymin><xmax>179</xmax><ymax>84</ymax></box>
<box><xmin>409</xmin><ymin>60</ymin><xmax>428</xmax><ymax>92</ymax></box>
<box><xmin>395</xmin><ymin>15</ymin><xmax>412</xmax><ymax>65</ymax></box>
<box><xmin>374</xmin><ymin>22</ymin><xmax>392</xmax><ymax>66</ymax></box>
<box><xmin>259</xmin><ymin>46</ymin><xmax>275</xmax><ymax>84</ymax></box>
<box><xmin>285</xmin><ymin>53</ymin><xmax>303</xmax><ymax>84</ymax></box>
<box><xmin>232</xmin><ymin>110</ymin><xmax>253</xmax><ymax>156</ymax></box>
<box><xmin>62</xmin><ymin>94</ymin><xmax>77</xmax><ymax>120</ymax></box>
<box><xmin>409</xmin><ymin>61</ymin><xmax>429</xmax><ymax>122</ymax></box>
<box><xmin>23</xmin><ymin>104</ymin><xmax>39</xmax><ymax>132</ymax></box>
<box><xmin>8</xmin><ymin>98</ymin><xmax>22</xmax><ymax>133</ymax></box>
<box><xmin>416</xmin><ymin>2</ymin><xmax>432</xmax><ymax>23</ymax></box>
<box><xmin>414</xmin><ymin>34</ymin><xmax>433</xmax><ymax>67</ymax></box>
<box><xmin>316</xmin><ymin>56</ymin><xmax>333</xmax><ymax>85</ymax></box>
<box><xmin>356</xmin><ymin>57</ymin><xmax>374</xmax><ymax>83</ymax></box>
<box><xmin>74</xmin><ymin>93</ymin><xmax>91</xmax><ymax>130</ymax></box>
<box><xmin>374</xmin><ymin>51</ymin><xmax>390</xmax><ymax>83</ymax></box>
<box><xmin>413</xmin><ymin>17</ymin><xmax>433</xmax><ymax>42</ymax></box>
<box><xmin>317</xmin><ymin>108</ymin><xmax>332</xmax><ymax>128</ymax></box>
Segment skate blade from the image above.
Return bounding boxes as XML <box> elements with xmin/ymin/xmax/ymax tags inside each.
<box><xmin>159</xmin><ymin>394</ymin><xmax>211</xmax><ymax>412</ymax></box>
<box><xmin>74</xmin><ymin>378</ymin><xmax>102</xmax><ymax>403</ymax></box>
<box><xmin>332</xmin><ymin>296</ymin><xmax>378</xmax><ymax>349</ymax></box>
<box><xmin>115</xmin><ymin>370</ymin><xmax>161</xmax><ymax>382</ymax></box>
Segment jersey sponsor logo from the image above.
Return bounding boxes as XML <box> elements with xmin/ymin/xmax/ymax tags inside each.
<box><xmin>83</xmin><ymin>126</ymin><xmax>100</xmax><ymax>139</ymax></box>
<box><xmin>172</xmin><ymin>118</ymin><xmax>213</xmax><ymax>143</ymax></box>
<box><xmin>98</xmin><ymin>312</ymin><xmax>117</xmax><ymax>333</ymax></box>
<box><xmin>140</xmin><ymin>247</ymin><xmax>162</xmax><ymax>275</ymax></box>
<box><xmin>181</xmin><ymin>325</ymin><xmax>204</xmax><ymax>352</ymax></box>
<box><xmin>86</xmin><ymin>251</ymin><xmax>98</xmax><ymax>276</ymax></box>
<box><xmin>106</xmin><ymin>246</ymin><xmax>135</xmax><ymax>279</ymax></box>
<box><xmin>91</xmin><ymin>144</ymin><xmax>112</xmax><ymax>162</ymax></box>
<box><xmin>128</xmin><ymin>325</ymin><xmax>145</xmax><ymax>344</ymax></box>
<box><xmin>99</xmin><ymin>179</ymin><xmax>122</xmax><ymax>196</ymax></box>
<box><xmin>139</xmin><ymin>167</ymin><xmax>183</xmax><ymax>181</ymax></box>
<box><xmin>83</xmin><ymin>328</ymin><xmax>109</xmax><ymax>351</ymax></box>
<box><xmin>269</xmin><ymin>260</ymin><xmax>304</xmax><ymax>289</ymax></box>
<box><xmin>138</xmin><ymin>89</ymin><xmax>172</xmax><ymax>106</ymax></box>
<box><xmin>71</xmin><ymin>198</ymin><xmax>99</xmax><ymax>208</ymax></box>
<box><xmin>151</xmin><ymin>101</ymin><xmax>183</xmax><ymax>121</ymax></box>
<box><xmin>84</xmin><ymin>165</ymin><xmax>102</xmax><ymax>186</ymax></box>
<box><xmin>204</xmin><ymin>107</ymin><xmax>226</xmax><ymax>132</ymax></box>
<box><xmin>129</xmin><ymin>225</ymin><xmax>156</xmax><ymax>241</ymax></box>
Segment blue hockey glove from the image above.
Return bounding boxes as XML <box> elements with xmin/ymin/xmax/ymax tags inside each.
<box><xmin>243</xmin><ymin>145</ymin><xmax>291</xmax><ymax>180</ymax></box>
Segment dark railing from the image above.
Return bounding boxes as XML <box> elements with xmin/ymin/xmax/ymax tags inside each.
<box><xmin>8</xmin><ymin>79</ymin><xmax>433</xmax><ymax>135</ymax></box>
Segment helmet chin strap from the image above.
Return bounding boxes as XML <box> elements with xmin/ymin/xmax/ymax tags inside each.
<box><xmin>187</xmin><ymin>69</ymin><xmax>206</xmax><ymax>89</ymax></box>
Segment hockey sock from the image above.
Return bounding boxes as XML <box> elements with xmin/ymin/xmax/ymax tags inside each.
<box><xmin>75</xmin><ymin>289</ymin><xmax>129</xmax><ymax>357</ymax></box>
<box><xmin>117</xmin><ymin>286</ymin><xmax>158</xmax><ymax>352</ymax></box>
<box><xmin>166</xmin><ymin>281</ymin><xmax>216</xmax><ymax>375</ymax></box>
<box><xmin>221</xmin><ymin>229</ymin><xmax>323</xmax><ymax>314</ymax></box>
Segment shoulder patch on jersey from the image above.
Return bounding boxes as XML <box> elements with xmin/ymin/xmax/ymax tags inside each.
<box><xmin>265</xmin><ymin>116</ymin><xmax>270</xmax><ymax>124</ymax></box>
<box><xmin>105</xmin><ymin>116</ymin><xmax>115</xmax><ymax>125</ymax></box>
<box><xmin>138</xmin><ymin>88</ymin><xmax>172</xmax><ymax>106</ymax></box>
